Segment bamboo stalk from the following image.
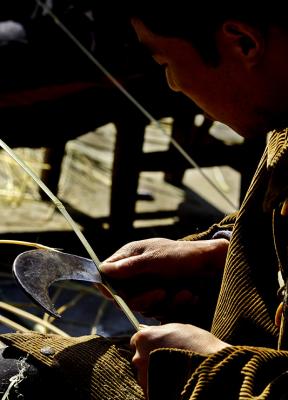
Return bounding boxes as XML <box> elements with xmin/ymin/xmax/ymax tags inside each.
<box><xmin>0</xmin><ymin>139</ymin><xmax>139</xmax><ymax>331</ymax></box>
<box><xmin>0</xmin><ymin>302</ymin><xmax>70</xmax><ymax>337</ymax></box>
<box><xmin>0</xmin><ymin>314</ymin><xmax>30</xmax><ymax>333</ymax></box>
<box><xmin>0</xmin><ymin>239</ymin><xmax>57</xmax><ymax>251</ymax></box>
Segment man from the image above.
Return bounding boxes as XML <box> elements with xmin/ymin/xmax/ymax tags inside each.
<box><xmin>1</xmin><ymin>2</ymin><xmax>288</xmax><ymax>399</ymax></box>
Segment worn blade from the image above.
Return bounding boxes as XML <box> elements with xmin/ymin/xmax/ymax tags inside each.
<box><xmin>13</xmin><ymin>249</ymin><xmax>102</xmax><ymax>318</ymax></box>
<box><xmin>12</xmin><ymin>249</ymin><xmax>140</xmax><ymax>331</ymax></box>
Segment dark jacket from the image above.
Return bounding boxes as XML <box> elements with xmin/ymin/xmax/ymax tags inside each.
<box><xmin>2</xmin><ymin>129</ymin><xmax>288</xmax><ymax>399</ymax></box>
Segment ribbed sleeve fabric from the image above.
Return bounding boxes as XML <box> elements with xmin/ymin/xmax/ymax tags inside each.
<box><xmin>180</xmin><ymin>212</ymin><xmax>237</xmax><ymax>242</ymax></box>
<box><xmin>0</xmin><ymin>332</ymin><xmax>144</xmax><ymax>400</ymax></box>
<box><xmin>211</xmin><ymin>143</ymin><xmax>279</xmax><ymax>344</ymax></box>
<box><xmin>148</xmin><ymin>345</ymin><xmax>288</xmax><ymax>399</ymax></box>
<box><xmin>3</xmin><ymin>129</ymin><xmax>288</xmax><ymax>399</ymax></box>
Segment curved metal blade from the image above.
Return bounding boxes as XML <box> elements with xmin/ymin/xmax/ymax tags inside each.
<box><xmin>13</xmin><ymin>249</ymin><xmax>102</xmax><ymax>318</ymax></box>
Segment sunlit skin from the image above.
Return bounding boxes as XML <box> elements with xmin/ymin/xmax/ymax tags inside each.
<box><xmin>132</xmin><ymin>18</ymin><xmax>288</xmax><ymax>138</ymax></box>
<box><xmin>101</xmin><ymin>237</ymin><xmax>230</xmax><ymax>395</ymax></box>
<box><xmin>101</xmin><ymin>18</ymin><xmax>288</xmax><ymax>397</ymax></box>
<box><xmin>101</xmin><ymin>238</ymin><xmax>228</xmax><ymax>314</ymax></box>
<box><xmin>130</xmin><ymin>323</ymin><xmax>230</xmax><ymax>396</ymax></box>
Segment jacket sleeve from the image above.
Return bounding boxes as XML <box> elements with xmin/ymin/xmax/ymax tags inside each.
<box><xmin>148</xmin><ymin>345</ymin><xmax>288</xmax><ymax>399</ymax></box>
<box><xmin>180</xmin><ymin>212</ymin><xmax>238</xmax><ymax>241</ymax></box>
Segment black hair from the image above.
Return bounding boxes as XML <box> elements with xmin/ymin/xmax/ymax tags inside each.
<box><xmin>127</xmin><ymin>2</ymin><xmax>288</xmax><ymax>65</ymax></box>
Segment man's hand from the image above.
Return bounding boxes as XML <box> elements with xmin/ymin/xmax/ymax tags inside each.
<box><xmin>100</xmin><ymin>238</ymin><xmax>229</xmax><ymax>321</ymax></box>
<box><xmin>130</xmin><ymin>323</ymin><xmax>230</xmax><ymax>394</ymax></box>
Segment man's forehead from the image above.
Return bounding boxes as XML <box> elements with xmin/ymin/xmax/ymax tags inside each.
<box><xmin>131</xmin><ymin>18</ymin><xmax>165</xmax><ymax>56</ymax></box>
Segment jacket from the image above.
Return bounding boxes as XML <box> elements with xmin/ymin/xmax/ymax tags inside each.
<box><xmin>2</xmin><ymin>128</ymin><xmax>288</xmax><ymax>399</ymax></box>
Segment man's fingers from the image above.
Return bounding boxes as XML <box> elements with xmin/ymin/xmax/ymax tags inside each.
<box><xmin>100</xmin><ymin>254</ymin><xmax>148</xmax><ymax>278</ymax></box>
<box><xmin>102</xmin><ymin>239</ymin><xmax>150</xmax><ymax>264</ymax></box>
<box><xmin>102</xmin><ymin>253</ymin><xmax>128</xmax><ymax>263</ymax></box>
<box><xmin>131</xmin><ymin>350</ymin><xmax>148</xmax><ymax>394</ymax></box>
<box><xmin>97</xmin><ymin>283</ymin><xmax>167</xmax><ymax>314</ymax></box>
<box><xmin>96</xmin><ymin>281</ymin><xmax>199</xmax><ymax>323</ymax></box>
<box><xmin>125</xmin><ymin>289</ymin><xmax>166</xmax><ymax>312</ymax></box>
<box><xmin>94</xmin><ymin>283</ymin><xmax>114</xmax><ymax>299</ymax></box>
<box><xmin>173</xmin><ymin>289</ymin><xmax>199</xmax><ymax>307</ymax></box>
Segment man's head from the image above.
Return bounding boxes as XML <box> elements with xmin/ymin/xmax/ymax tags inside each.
<box><xmin>129</xmin><ymin>3</ymin><xmax>288</xmax><ymax>64</ymax></box>
<box><xmin>127</xmin><ymin>3</ymin><xmax>288</xmax><ymax>137</ymax></box>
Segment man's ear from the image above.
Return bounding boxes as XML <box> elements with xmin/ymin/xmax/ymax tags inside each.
<box><xmin>221</xmin><ymin>21</ymin><xmax>265</xmax><ymax>66</ymax></box>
